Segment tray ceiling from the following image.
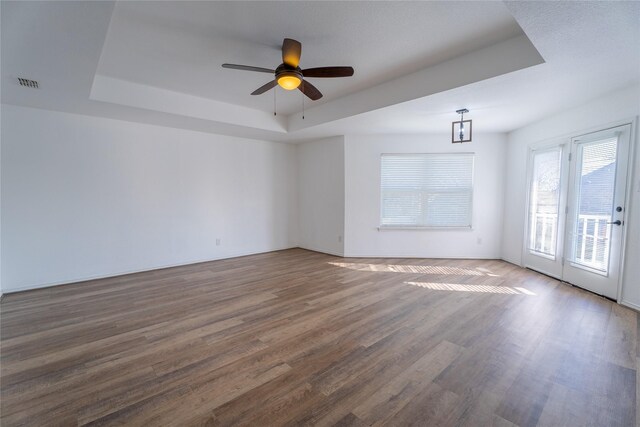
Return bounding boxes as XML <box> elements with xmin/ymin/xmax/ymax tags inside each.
<box><xmin>2</xmin><ymin>1</ymin><xmax>638</xmax><ymax>142</ymax></box>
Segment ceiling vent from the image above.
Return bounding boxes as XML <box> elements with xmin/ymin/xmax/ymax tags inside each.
<box><xmin>18</xmin><ymin>78</ymin><xmax>39</xmax><ymax>89</ymax></box>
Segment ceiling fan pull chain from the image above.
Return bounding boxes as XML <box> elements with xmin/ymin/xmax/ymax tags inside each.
<box><xmin>273</xmin><ymin>87</ymin><xmax>277</xmax><ymax>116</ymax></box>
<box><xmin>302</xmin><ymin>81</ymin><xmax>305</xmax><ymax>120</ymax></box>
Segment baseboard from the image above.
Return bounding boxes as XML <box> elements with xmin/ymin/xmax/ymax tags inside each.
<box><xmin>2</xmin><ymin>245</ymin><xmax>297</xmax><ymax>294</ymax></box>
<box><xmin>500</xmin><ymin>256</ymin><xmax>523</xmax><ymax>267</ymax></box>
<box><xmin>297</xmin><ymin>245</ymin><xmax>344</xmax><ymax>257</ymax></box>
<box><xmin>620</xmin><ymin>300</ymin><xmax>640</xmax><ymax>313</ymax></box>
<box><xmin>343</xmin><ymin>253</ymin><xmax>501</xmax><ymax>260</ymax></box>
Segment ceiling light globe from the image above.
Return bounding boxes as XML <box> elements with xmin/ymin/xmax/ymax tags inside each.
<box><xmin>277</xmin><ymin>73</ymin><xmax>302</xmax><ymax>90</ymax></box>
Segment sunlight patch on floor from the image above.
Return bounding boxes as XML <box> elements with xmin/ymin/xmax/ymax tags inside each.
<box><xmin>329</xmin><ymin>262</ymin><xmax>497</xmax><ymax>276</ymax></box>
<box><xmin>404</xmin><ymin>281</ymin><xmax>536</xmax><ymax>295</ymax></box>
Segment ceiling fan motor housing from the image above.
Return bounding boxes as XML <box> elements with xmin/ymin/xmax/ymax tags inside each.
<box><xmin>275</xmin><ymin>64</ymin><xmax>303</xmax><ymax>90</ymax></box>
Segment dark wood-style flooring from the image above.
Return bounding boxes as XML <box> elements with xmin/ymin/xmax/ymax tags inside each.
<box><xmin>0</xmin><ymin>248</ymin><xmax>637</xmax><ymax>426</ymax></box>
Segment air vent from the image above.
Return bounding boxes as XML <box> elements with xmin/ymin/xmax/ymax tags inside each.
<box><xmin>18</xmin><ymin>78</ymin><xmax>39</xmax><ymax>89</ymax></box>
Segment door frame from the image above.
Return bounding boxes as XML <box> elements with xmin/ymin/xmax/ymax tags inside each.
<box><xmin>521</xmin><ymin>117</ymin><xmax>637</xmax><ymax>303</ymax></box>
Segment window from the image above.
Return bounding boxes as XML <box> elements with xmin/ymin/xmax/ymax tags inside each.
<box><xmin>380</xmin><ymin>153</ymin><xmax>474</xmax><ymax>228</ymax></box>
<box><xmin>527</xmin><ymin>147</ymin><xmax>562</xmax><ymax>258</ymax></box>
<box><xmin>569</xmin><ymin>137</ymin><xmax>617</xmax><ymax>270</ymax></box>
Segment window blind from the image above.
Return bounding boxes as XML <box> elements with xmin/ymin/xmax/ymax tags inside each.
<box><xmin>380</xmin><ymin>153</ymin><xmax>474</xmax><ymax>228</ymax></box>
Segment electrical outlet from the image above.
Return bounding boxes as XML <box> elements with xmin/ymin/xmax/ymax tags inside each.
<box><xmin>216</xmin><ymin>238</ymin><xmax>221</xmax><ymax>246</ymax></box>
<box><xmin>477</xmin><ymin>237</ymin><xmax>482</xmax><ymax>245</ymax></box>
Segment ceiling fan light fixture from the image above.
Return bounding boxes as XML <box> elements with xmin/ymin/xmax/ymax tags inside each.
<box><xmin>277</xmin><ymin>72</ymin><xmax>302</xmax><ymax>90</ymax></box>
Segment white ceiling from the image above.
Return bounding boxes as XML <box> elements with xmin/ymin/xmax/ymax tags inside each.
<box><xmin>1</xmin><ymin>1</ymin><xmax>639</xmax><ymax>142</ymax></box>
<box><xmin>97</xmin><ymin>1</ymin><xmax>523</xmax><ymax>115</ymax></box>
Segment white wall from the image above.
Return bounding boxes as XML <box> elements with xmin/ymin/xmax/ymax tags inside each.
<box><xmin>502</xmin><ymin>85</ymin><xmax>640</xmax><ymax>308</ymax></box>
<box><xmin>297</xmin><ymin>136</ymin><xmax>345</xmax><ymax>256</ymax></box>
<box><xmin>0</xmin><ymin>103</ymin><xmax>2</xmax><ymax>296</ymax></box>
<box><xmin>1</xmin><ymin>105</ymin><xmax>298</xmax><ymax>292</ymax></box>
<box><xmin>343</xmin><ymin>133</ymin><xmax>507</xmax><ymax>258</ymax></box>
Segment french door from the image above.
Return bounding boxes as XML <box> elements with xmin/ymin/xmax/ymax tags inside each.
<box><xmin>524</xmin><ymin>124</ymin><xmax>632</xmax><ymax>300</ymax></box>
<box><xmin>523</xmin><ymin>144</ymin><xmax>568</xmax><ymax>279</ymax></box>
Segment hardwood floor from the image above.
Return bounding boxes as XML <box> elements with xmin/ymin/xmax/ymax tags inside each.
<box><xmin>0</xmin><ymin>248</ymin><xmax>637</xmax><ymax>426</ymax></box>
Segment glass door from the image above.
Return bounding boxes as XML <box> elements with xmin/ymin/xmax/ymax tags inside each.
<box><xmin>523</xmin><ymin>144</ymin><xmax>568</xmax><ymax>279</ymax></box>
<box><xmin>562</xmin><ymin>124</ymin><xmax>632</xmax><ymax>299</ymax></box>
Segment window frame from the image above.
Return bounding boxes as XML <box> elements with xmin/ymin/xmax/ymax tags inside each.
<box><xmin>378</xmin><ymin>152</ymin><xmax>475</xmax><ymax>230</ymax></box>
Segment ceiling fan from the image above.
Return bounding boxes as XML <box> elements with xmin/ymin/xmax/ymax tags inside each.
<box><xmin>222</xmin><ymin>38</ymin><xmax>354</xmax><ymax>101</ymax></box>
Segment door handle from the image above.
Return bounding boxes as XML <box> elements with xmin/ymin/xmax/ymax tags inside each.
<box><xmin>608</xmin><ymin>220</ymin><xmax>622</xmax><ymax>226</ymax></box>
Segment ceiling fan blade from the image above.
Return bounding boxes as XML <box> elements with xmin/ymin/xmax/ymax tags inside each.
<box><xmin>282</xmin><ymin>38</ymin><xmax>302</xmax><ymax>68</ymax></box>
<box><xmin>299</xmin><ymin>80</ymin><xmax>322</xmax><ymax>101</ymax></box>
<box><xmin>302</xmin><ymin>66</ymin><xmax>354</xmax><ymax>78</ymax></box>
<box><xmin>222</xmin><ymin>63</ymin><xmax>275</xmax><ymax>74</ymax></box>
<box><xmin>251</xmin><ymin>80</ymin><xmax>278</xmax><ymax>95</ymax></box>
